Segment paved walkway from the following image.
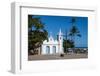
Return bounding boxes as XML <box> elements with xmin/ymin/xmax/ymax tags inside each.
<box><xmin>28</xmin><ymin>54</ymin><xmax>88</xmax><ymax>61</ymax></box>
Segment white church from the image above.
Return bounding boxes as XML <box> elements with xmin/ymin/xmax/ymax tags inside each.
<box><xmin>41</xmin><ymin>29</ymin><xmax>64</xmax><ymax>55</ymax></box>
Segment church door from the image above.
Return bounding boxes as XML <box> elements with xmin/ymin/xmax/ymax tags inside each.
<box><xmin>53</xmin><ymin>46</ymin><xmax>56</xmax><ymax>54</ymax></box>
<box><xmin>46</xmin><ymin>46</ymin><xmax>50</xmax><ymax>54</ymax></box>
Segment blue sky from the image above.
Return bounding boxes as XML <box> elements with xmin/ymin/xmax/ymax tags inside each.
<box><xmin>31</xmin><ymin>15</ymin><xmax>88</xmax><ymax>47</ymax></box>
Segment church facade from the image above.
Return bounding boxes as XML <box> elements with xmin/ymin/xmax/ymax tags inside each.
<box><xmin>41</xmin><ymin>29</ymin><xmax>64</xmax><ymax>55</ymax></box>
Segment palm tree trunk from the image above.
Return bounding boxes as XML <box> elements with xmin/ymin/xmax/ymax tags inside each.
<box><xmin>73</xmin><ymin>36</ymin><xmax>75</xmax><ymax>53</ymax></box>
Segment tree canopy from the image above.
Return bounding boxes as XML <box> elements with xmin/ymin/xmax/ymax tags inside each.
<box><xmin>63</xmin><ymin>17</ymin><xmax>81</xmax><ymax>53</ymax></box>
<box><xmin>28</xmin><ymin>15</ymin><xmax>48</xmax><ymax>54</ymax></box>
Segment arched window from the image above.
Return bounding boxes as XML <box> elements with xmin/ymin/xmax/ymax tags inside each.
<box><xmin>53</xmin><ymin>46</ymin><xmax>56</xmax><ymax>54</ymax></box>
<box><xmin>46</xmin><ymin>46</ymin><xmax>50</xmax><ymax>54</ymax></box>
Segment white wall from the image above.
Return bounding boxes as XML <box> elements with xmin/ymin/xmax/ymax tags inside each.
<box><xmin>0</xmin><ymin>0</ymin><xmax>100</xmax><ymax>76</ymax></box>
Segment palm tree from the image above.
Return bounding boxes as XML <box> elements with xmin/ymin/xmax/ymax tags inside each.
<box><xmin>69</xmin><ymin>17</ymin><xmax>81</xmax><ymax>53</ymax></box>
<box><xmin>69</xmin><ymin>25</ymin><xmax>81</xmax><ymax>42</ymax></box>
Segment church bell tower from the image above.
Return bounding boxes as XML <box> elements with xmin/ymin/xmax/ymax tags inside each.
<box><xmin>58</xmin><ymin>29</ymin><xmax>63</xmax><ymax>54</ymax></box>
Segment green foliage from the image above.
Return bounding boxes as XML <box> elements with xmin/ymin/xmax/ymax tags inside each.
<box><xmin>69</xmin><ymin>17</ymin><xmax>81</xmax><ymax>47</ymax></box>
<box><xmin>63</xmin><ymin>17</ymin><xmax>81</xmax><ymax>54</ymax></box>
<box><xmin>69</xmin><ymin>26</ymin><xmax>81</xmax><ymax>38</ymax></box>
<box><xmin>70</xmin><ymin>17</ymin><xmax>76</xmax><ymax>24</ymax></box>
<box><xmin>28</xmin><ymin>15</ymin><xmax>48</xmax><ymax>54</ymax></box>
<box><xmin>28</xmin><ymin>15</ymin><xmax>44</xmax><ymax>29</ymax></box>
<box><xmin>63</xmin><ymin>39</ymin><xmax>74</xmax><ymax>53</ymax></box>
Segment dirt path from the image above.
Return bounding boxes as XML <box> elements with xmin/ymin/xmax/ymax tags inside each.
<box><xmin>28</xmin><ymin>54</ymin><xmax>88</xmax><ymax>61</ymax></box>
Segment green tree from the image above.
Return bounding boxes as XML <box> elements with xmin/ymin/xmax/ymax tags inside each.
<box><xmin>28</xmin><ymin>15</ymin><xmax>48</xmax><ymax>55</ymax></box>
<box><xmin>63</xmin><ymin>39</ymin><xmax>74</xmax><ymax>54</ymax></box>
<box><xmin>69</xmin><ymin>25</ymin><xmax>81</xmax><ymax>42</ymax></box>
<box><xmin>69</xmin><ymin>18</ymin><xmax>81</xmax><ymax>53</ymax></box>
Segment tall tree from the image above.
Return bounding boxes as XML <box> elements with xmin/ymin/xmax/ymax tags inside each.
<box><xmin>28</xmin><ymin>15</ymin><xmax>48</xmax><ymax>55</ymax></box>
<box><xmin>69</xmin><ymin>25</ymin><xmax>81</xmax><ymax>43</ymax></box>
<box><xmin>69</xmin><ymin>17</ymin><xmax>81</xmax><ymax>53</ymax></box>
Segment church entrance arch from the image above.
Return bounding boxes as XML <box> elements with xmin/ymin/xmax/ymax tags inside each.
<box><xmin>46</xmin><ymin>46</ymin><xmax>50</xmax><ymax>54</ymax></box>
<box><xmin>53</xmin><ymin>46</ymin><xmax>56</xmax><ymax>54</ymax></box>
